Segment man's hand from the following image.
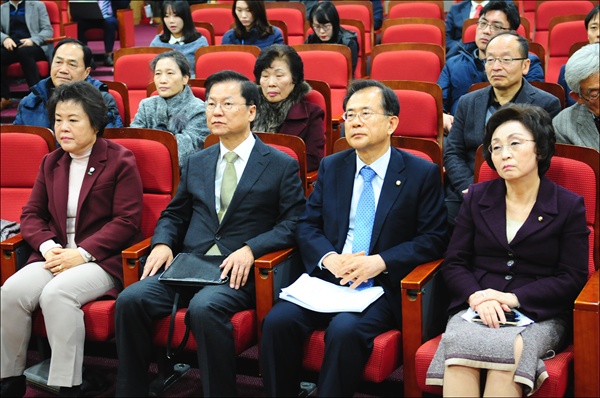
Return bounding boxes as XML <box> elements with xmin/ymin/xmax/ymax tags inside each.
<box><xmin>43</xmin><ymin>248</ymin><xmax>85</xmax><ymax>276</ymax></box>
<box><xmin>19</xmin><ymin>38</ymin><xmax>33</xmax><ymax>47</ymax></box>
<box><xmin>219</xmin><ymin>245</ymin><xmax>254</xmax><ymax>290</ymax></box>
<box><xmin>3</xmin><ymin>37</ymin><xmax>17</xmax><ymax>51</ymax></box>
<box><xmin>443</xmin><ymin>113</ymin><xmax>454</xmax><ymax>135</ymax></box>
<box><xmin>141</xmin><ymin>244</ymin><xmax>173</xmax><ymax>280</ymax></box>
<box><xmin>338</xmin><ymin>253</ymin><xmax>386</xmax><ymax>289</ymax></box>
<box><xmin>321</xmin><ymin>252</ymin><xmax>364</xmax><ymax>278</ymax></box>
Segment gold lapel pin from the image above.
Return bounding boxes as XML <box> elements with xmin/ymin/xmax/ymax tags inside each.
<box><xmin>538</xmin><ymin>216</ymin><xmax>543</xmax><ymax>222</ymax></box>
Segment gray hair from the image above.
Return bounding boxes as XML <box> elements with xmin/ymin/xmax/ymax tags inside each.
<box><xmin>565</xmin><ymin>44</ymin><xmax>600</xmax><ymax>95</ymax></box>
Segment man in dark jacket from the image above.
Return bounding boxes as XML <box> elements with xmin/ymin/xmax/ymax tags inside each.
<box><xmin>14</xmin><ymin>38</ymin><xmax>122</xmax><ymax>129</ymax></box>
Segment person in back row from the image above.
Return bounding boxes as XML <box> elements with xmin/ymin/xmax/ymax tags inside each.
<box><xmin>14</xmin><ymin>38</ymin><xmax>123</xmax><ymax>129</ymax></box>
<box><xmin>130</xmin><ymin>50</ymin><xmax>209</xmax><ymax>167</ymax></box>
<box><xmin>222</xmin><ymin>0</ymin><xmax>283</xmax><ymax>50</ymax></box>
<box><xmin>443</xmin><ymin>31</ymin><xmax>561</xmax><ymax>226</ymax></box>
<box><xmin>439</xmin><ymin>0</ymin><xmax>544</xmax><ymax>134</ymax></box>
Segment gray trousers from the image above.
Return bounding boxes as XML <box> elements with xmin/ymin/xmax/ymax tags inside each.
<box><xmin>0</xmin><ymin>261</ymin><xmax>115</xmax><ymax>387</ymax></box>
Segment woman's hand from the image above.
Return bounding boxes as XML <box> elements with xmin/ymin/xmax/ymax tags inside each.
<box><xmin>43</xmin><ymin>248</ymin><xmax>85</xmax><ymax>276</ymax></box>
<box><xmin>3</xmin><ymin>37</ymin><xmax>17</xmax><ymax>51</ymax></box>
<box><xmin>473</xmin><ymin>299</ymin><xmax>509</xmax><ymax>328</ymax></box>
<box><xmin>469</xmin><ymin>288</ymin><xmax>519</xmax><ymax>310</ymax></box>
<box><xmin>19</xmin><ymin>38</ymin><xmax>34</xmax><ymax>47</ymax></box>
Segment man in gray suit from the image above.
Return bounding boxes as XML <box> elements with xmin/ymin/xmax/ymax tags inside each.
<box><xmin>553</xmin><ymin>43</ymin><xmax>599</xmax><ymax>151</ymax></box>
<box><xmin>114</xmin><ymin>70</ymin><xmax>306</xmax><ymax>397</ymax></box>
<box><xmin>444</xmin><ymin>31</ymin><xmax>561</xmax><ymax>225</ymax></box>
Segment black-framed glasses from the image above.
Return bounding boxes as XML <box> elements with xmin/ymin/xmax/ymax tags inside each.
<box><xmin>476</xmin><ymin>20</ymin><xmax>510</xmax><ymax>33</ymax></box>
<box><xmin>579</xmin><ymin>88</ymin><xmax>600</xmax><ymax>102</ymax></box>
<box><xmin>206</xmin><ymin>101</ymin><xmax>248</xmax><ymax>111</ymax></box>
<box><xmin>342</xmin><ymin>109</ymin><xmax>390</xmax><ymax>122</ymax></box>
<box><xmin>484</xmin><ymin>56</ymin><xmax>528</xmax><ymax>66</ymax></box>
<box><xmin>488</xmin><ymin>139</ymin><xmax>535</xmax><ymax>155</ymax></box>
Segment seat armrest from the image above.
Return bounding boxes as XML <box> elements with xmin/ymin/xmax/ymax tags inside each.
<box><xmin>121</xmin><ymin>237</ymin><xmax>152</xmax><ymax>288</ymax></box>
<box><xmin>1</xmin><ymin>234</ymin><xmax>29</xmax><ymax>285</ymax></box>
<box><xmin>574</xmin><ymin>271</ymin><xmax>599</xmax><ymax>397</ymax></box>
<box><xmin>401</xmin><ymin>258</ymin><xmax>444</xmax><ymax>398</ymax></box>
<box><xmin>45</xmin><ymin>36</ymin><xmax>66</xmax><ymax>44</ymax></box>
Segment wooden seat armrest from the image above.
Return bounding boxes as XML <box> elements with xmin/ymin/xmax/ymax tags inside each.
<box><xmin>1</xmin><ymin>234</ymin><xmax>26</xmax><ymax>285</ymax></box>
<box><xmin>307</xmin><ymin>171</ymin><xmax>318</xmax><ymax>184</ymax></box>
<box><xmin>254</xmin><ymin>247</ymin><xmax>296</xmax><ymax>271</ymax></box>
<box><xmin>121</xmin><ymin>237</ymin><xmax>152</xmax><ymax>288</ymax></box>
<box><xmin>401</xmin><ymin>258</ymin><xmax>444</xmax><ymax>291</ymax></box>
<box><xmin>46</xmin><ymin>36</ymin><xmax>66</xmax><ymax>44</ymax></box>
<box><xmin>573</xmin><ymin>271</ymin><xmax>599</xmax><ymax>397</ymax></box>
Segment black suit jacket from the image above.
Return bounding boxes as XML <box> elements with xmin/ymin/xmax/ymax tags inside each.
<box><xmin>296</xmin><ymin>147</ymin><xmax>448</xmax><ymax>326</ymax></box>
<box><xmin>151</xmin><ymin>136</ymin><xmax>306</xmax><ymax>259</ymax></box>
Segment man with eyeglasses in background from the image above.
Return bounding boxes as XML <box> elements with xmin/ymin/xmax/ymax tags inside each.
<box><xmin>260</xmin><ymin>80</ymin><xmax>447</xmax><ymax>397</ymax></box>
<box><xmin>553</xmin><ymin>43</ymin><xmax>599</xmax><ymax>151</ymax></box>
<box><xmin>439</xmin><ymin>0</ymin><xmax>544</xmax><ymax>134</ymax></box>
<box><xmin>114</xmin><ymin>70</ymin><xmax>306</xmax><ymax>397</ymax></box>
<box><xmin>443</xmin><ymin>31</ymin><xmax>561</xmax><ymax>227</ymax></box>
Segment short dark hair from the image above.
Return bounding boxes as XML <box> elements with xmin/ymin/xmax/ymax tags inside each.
<box><xmin>309</xmin><ymin>2</ymin><xmax>341</xmax><ymax>42</ymax></box>
<box><xmin>343</xmin><ymin>79</ymin><xmax>400</xmax><ymax>117</ymax></box>
<box><xmin>481</xmin><ymin>0</ymin><xmax>521</xmax><ymax>31</ymax></box>
<box><xmin>254</xmin><ymin>44</ymin><xmax>304</xmax><ymax>85</ymax></box>
<box><xmin>486</xmin><ymin>30</ymin><xmax>529</xmax><ymax>58</ymax></box>
<box><xmin>150</xmin><ymin>50</ymin><xmax>191</xmax><ymax>78</ymax></box>
<box><xmin>159</xmin><ymin>1</ymin><xmax>202</xmax><ymax>44</ymax></box>
<box><xmin>47</xmin><ymin>81</ymin><xmax>108</xmax><ymax>137</ymax></box>
<box><xmin>232</xmin><ymin>0</ymin><xmax>274</xmax><ymax>39</ymax></box>
<box><xmin>483</xmin><ymin>103</ymin><xmax>556</xmax><ymax>176</ymax></box>
<box><xmin>205</xmin><ymin>70</ymin><xmax>260</xmax><ymax>107</ymax></box>
<box><xmin>585</xmin><ymin>5</ymin><xmax>600</xmax><ymax>29</ymax></box>
<box><xmin>52</xmin><ymin>38</ymin><xmax>93</xmax><ymax>69</ymax></box>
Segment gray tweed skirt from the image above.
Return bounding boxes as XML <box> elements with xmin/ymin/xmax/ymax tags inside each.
<box><xmin>426</xmin><ymin>309</ymin><xmax>566</xmax><ymax>396</ymax></box>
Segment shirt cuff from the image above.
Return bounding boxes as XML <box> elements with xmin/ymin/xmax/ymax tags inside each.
<box><xmin>77</xmin><ymin>247</ymin><xmax>95</xmax><ymax>263</ymax></box>
<box><xmin>40</xmin><ymin>240</ymin><xmax>61</xmax><ymax>258</ymax></box>
<box><xmin>318</xmin><ymin>251</ymin><xmax>336</xmax><ymax>270</ymax></box>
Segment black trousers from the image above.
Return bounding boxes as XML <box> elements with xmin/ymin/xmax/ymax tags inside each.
<box><xmin>1</xmin><ymin>45</ymin><xmax>46</xmax><ymax>99</ymax></box>
<box><xmin>114</xmin><ymin>274</ymin><xmax>255</xmax><ymax>397</ymax></box>
<box><xmin>75</xmin><ymin>16</ymin><xmax>118</xmax><ymax>53</ymax></box>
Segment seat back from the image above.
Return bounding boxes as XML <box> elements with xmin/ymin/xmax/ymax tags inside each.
<box><xmin>534</xmin><ymin>0</ymin><xmax>594</xmax><ymax>50</ymax></box>
<box><xmin>205</xmin><ymin>132</ymin><xmax>308</xmax><ymax>195</ymax></box>
<box><xmin>305</xmin><ymin>79</ymin><xmax>333</xmax><ymax>156</ymax></box>
<box><xmin>293</xmin><ymin>44</ymin><xmax>352</xmax><ymax>119</ymax></box>
<box><xmin>101</xmin><ymin>80</ymin><xmax>130</xmax><ymax>127</ymax></box>
<box><xmin>331</xmin><ymin>1</ymin><xmax>374</xmax><ymax>55</ymax></box>
<box><xmin>474</xmin><ymin>144</ymin><xmax>599</xmax><ymax>276</ymax></box>
<box><xmin>265</xmin><ymin>2</ymin><xmax>306</xmax><ymax>45</ymax></box>
<box><xmin>370</xmin><ymin>43</ymin><xmax>445</xmax><ymax>83</ymax></box>
<box><xmin>379</xmin><ymin>80</ymin><xmax>444</xmax><ymax>150</ymax></box>
<box><xmin>381</xmin><ymin>18</ymin><xmax>445</xmax><ymax>49</ymax></box>
<box><xmin>1</xmin><ymin>126</ymin><xmax>56</xmax><ymax>223</ymax></box>
<box><xmin>387</xmin><ymin>1</ymin><xmax>444</xmax><ymax>20</ymax></box>
<box><xmin>546</xmin><ymin>15</ymin><xmax>589</xmax><ymax>83</ymax></box>
<box><xmin>194</xmin><ymin>45</ymin><xmax>261</xmax><ymax>80</ymax></box>
<box><xmin>191</xmin><ymin>4</ymin><xmax>234</xmax><ymax>45</ymax></box>
<box><xmin>113</xmin><ymin>47</ymin><xmax>171</xmax><ymax>120</ymax></box>
<box><xmin>462</xmin><ymin>17</ymin><xmax>530</xmax><ymax>42</ymax></box>
<box><xmin>103</xmin><ymin>128</ymin><xmax>180</xmax><ymax>239</ymax></box>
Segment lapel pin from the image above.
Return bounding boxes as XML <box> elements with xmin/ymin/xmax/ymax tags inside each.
<box><xmin>395</xmin><ymin>180</ymin><xmax>401</xmax><ymax>186</ymax></box>
<box><xmin>88</xmin><ymin>167</ymin><xmax>95</xmax><ymax>176</ymax></box>
<box><xmin>538</xmin><ymin>216</ymin><xmax>543</xmax><ymax>222</ymax></box>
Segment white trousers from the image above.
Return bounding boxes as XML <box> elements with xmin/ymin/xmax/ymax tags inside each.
<box><xmin>0</xmin><ymin>261</ymin><xmax>115</xmax><ymax>387</ymax></box>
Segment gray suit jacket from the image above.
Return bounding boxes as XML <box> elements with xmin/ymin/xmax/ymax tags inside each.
<box><xmin>553</xmin><ymin>102</ymin><xmax>599</xmax><ymax>151</ymax></box>
<box><xmin>444</xmin><ymin>78</ymin><xmax>562</xmax><ymax>200</ymax></box>
<box><xmin>1</xmin><ymin>0</ymin><xmax>53</xmax><ymax>59</ymax></box>
<box><xmin>151</xmin><ymin>136</ymin><xmax>306</xmax><ymax>259</ymax></box>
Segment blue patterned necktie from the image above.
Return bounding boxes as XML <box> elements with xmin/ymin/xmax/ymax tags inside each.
<box><xmin>351</xmin><ymin>166</ymin><xmax>376</xmax><ymax>289</ymax></box>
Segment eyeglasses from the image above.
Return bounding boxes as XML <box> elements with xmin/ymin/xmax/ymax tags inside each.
<box><xmin>312</xmin><ymin>23</ymin><xmax>333</xmax><ymax>32</ymax></box>
<box><xmin>342</xmin><ymin>109</ymin><xmax>390</xmax><ymax>122</ymax></box>
<box><xmin>476</xmin><ymin>20</ymin><xmax>510</xmax><ymax>33</ymax></box>
<box><xmin>484</xmin><ymin>56</ymin><xmax>527</xmax><ymax>66</ymax></box>
<box><xmin>488</xmin><ymin>139</ymin><xmax>535</xmax><ymax>155</ymax></box>
<box><xmin>205</xmin><ymin>101</ymin><xmax>248</xmax><ymax>111</ymax></box>
<box><xmin>579</xmin><ymin>88</ymin><xmax>600</xmax><ymax>102</ymax></box>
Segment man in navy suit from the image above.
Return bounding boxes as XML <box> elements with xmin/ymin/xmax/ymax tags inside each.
<box><xmin>260</xmin><ymin>80</ymin><xmax>448</xmax><ymax>396</ymax></box>
<box><xmin>114</xmin><ymin>70</ymin><xmax>306</xmax><ymax>397</ymax></box>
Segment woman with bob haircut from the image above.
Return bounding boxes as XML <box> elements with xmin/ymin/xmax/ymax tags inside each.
<box><xmin>222</xmin><ymin>0</ymin><xmax>283</xmax><ymax>49</ymax></box>
<box><xmin>426</xmin><ymin>103</ymin><xmax>588</xmax><ymax>397</ymax></box>
<box><xmin>149</xmin><ymin>0</ymin><xmax>208</xmax><ymax>77</ymax></box>
<box><xmin>0</xmin><ymin>81</ymin><xmax>143</xmax><ymax>397</ymax></box>
<box><xmin>131</xmin><ymin>50</ymin><xmax>209</xmax><ymax>167</ymax></box>
<box><xmin>253</xmin><ymin>44</ymin><xmax>325</xmax><ymax>172</ymax></box>
<box><xmin>305</xmin><ymin>1</ymin><xmax>359</xmax><ymax>74</ymax></box>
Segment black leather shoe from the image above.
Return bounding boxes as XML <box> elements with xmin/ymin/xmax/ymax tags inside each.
<box><xmin>0</xmin><ymin>375</ymin><xmax>26</xmax><ymax>397</ymax></box>
<box><xmin>103</xmin><ymin>54</ymin><xmax>114</xmax><ymax>67</ymax></box>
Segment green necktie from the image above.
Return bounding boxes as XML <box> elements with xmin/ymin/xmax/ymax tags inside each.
<box><xmin>218</xmin><ymin>151</ymin><xmax>239</xmax><ymax>222</ymax></box>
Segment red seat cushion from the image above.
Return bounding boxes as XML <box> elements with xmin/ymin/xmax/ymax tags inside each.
<box><xmin>302</xmin><ymin>329</ymin><xmax>402</xmax><ymax>383</ymax></box>
<box><xmin>153</xmin><ymin>309</ymin><xmax>257</xmax><ymax>355</ymax></box>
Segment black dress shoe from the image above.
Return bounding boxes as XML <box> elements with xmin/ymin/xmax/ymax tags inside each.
<box><xmin>0</xmin><ymin>375</ymin><xmax>26</xmax><ymax>397</ymax></box>
<box><xmin>103</xmin><ymin>54</ymin><xmax>114</xmax><ymax>67</ymax></box>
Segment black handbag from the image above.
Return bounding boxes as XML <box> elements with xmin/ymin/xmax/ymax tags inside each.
<box><xmin>158</xmin><ymin>253</ymin><xmax>229</xmax><ymax>358</ymax></box>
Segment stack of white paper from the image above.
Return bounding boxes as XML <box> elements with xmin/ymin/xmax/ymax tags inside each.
<box><xmin>461</xmin><ymin>307</ymin><xmax>534</xmax><ymax>327</ymax></box>
<box><xmin>279</xmin><ymin>273</ymin><xmax>385</xmax><ymax>313</ymax></box>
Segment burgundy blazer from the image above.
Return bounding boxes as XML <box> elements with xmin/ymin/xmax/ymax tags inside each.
<box><xmin>279</xmin><ymin>99</ymin><xmax>325</xmax><ymax>172</ymax></box>
<box><xmin>20</xmin><ymin>138</ymin><xmax>144</xmax><ymax>290</ymax></box>
<box><xmin>442</xmin><ymin>177</ymin><xmax>589</xmax><ymax>321</ymax></box>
